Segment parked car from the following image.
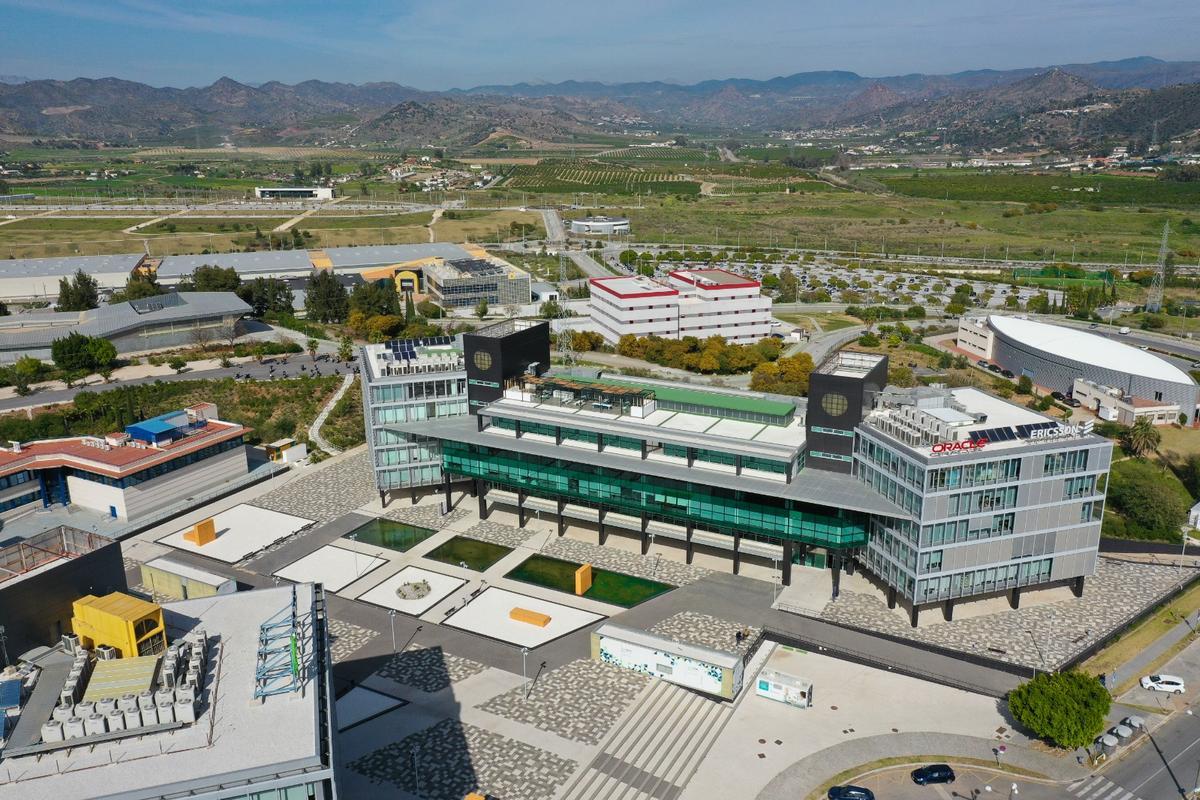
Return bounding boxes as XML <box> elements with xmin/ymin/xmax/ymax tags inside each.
<box><xmin>828</xmin><ymin>787</ymin><xmax>875</xmax><ymax>800</ymax></box>
<box><xmin>976</xmin><ymin>359</ymin><xmax>989</xmax><ymax>367</ymax></box>
<box><xmin>1089</xmin><ymin>323</ymin><xmax>1099</xmax><ymax>329</ymax></box>
<box><xmin>1119</xmin><ymin>326</ymin><xmax>1131</xmax><ymax>334</ymax></box>
<box><xmin>1067</xmin><ymin>398</ymin><xmax>1082</xmax><ymax>408</ymax></box>
<box><xmin>1141</xmin><ymin>674</ymin><xmax>1186</xmax><ymax>694</ymax></box>
<box><xmin>911</xmin><ymin>764</ymin><xmax>956</xmax><ymax>785</ymax></box>
<box><xmin>1001</xmin><ymin>369</ymin><xmax>1015</xmax><ymax>379</ymax></box>
<box><xmin>987</xmin><ymin>364</ymin><xmax>1002</xmax><ymax>373</ymax></box>
<box><xmin>1051</xmin><ymin>391</ymin><xmax>1067</xmax><ymax>401</ymax></box>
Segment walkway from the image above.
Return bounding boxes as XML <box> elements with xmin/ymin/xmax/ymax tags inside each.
<box><xmin>272</xmin><ymin>196</ymin><xmax>347</xmax><ymax>233</ymax></box>
<box><xmin>309</xmin><ymin>371</ymin><xmax>355</xmax><ymax>455</ymax></box>
<box><xmin>122</xmin><ymin>199</ymin><xmax>223</xmax><ymax>234</ymax></box>
<box><xmin>427</xmin><ymin>207</ymin><xmax>444</xmax><ymax>242</ymax></box>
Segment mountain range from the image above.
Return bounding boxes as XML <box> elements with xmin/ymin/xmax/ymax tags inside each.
<box><xmin>0</xmin><ymin>56</ymin><xmax>1198</xmax><ymax>148</ymax></box>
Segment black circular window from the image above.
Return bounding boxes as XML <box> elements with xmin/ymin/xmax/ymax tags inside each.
<box><xmin>473</xmin><ymin>351</ymin><xmax>493</xmax><ymax>371</ymax></box>
<box><xmin>821</xmin><ymin>392</ymin><xmax>849</xmax><ymax>417</ymax></box>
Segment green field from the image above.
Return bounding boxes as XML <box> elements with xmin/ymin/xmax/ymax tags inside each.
<box><xmin>502</xmin><ymin>160</ymin><xmax>700</xmax><ymax>195</ymax></box>
<box><xmin>598</xmin><ymin>147</ymin><xmax>711</xmax><ymax>163</ymax></box>
<box><xmin>305</xmin><ymin>211</ymin><xmax>433</xmax><ymax>229</ymax></box>
<box><xmin>505</xmin><ymin>554</ymin><xmax>673</xmax><ymax>608</ymax></box>
<box><xmin>875</xmin><ymin>170</ymin><xmax>1200</xmax><ymax>208</ymax></box>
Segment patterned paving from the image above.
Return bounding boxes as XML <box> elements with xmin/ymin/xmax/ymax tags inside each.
<box><xmin>541</xmin><ymin>536</ymin><xmax>710</xmax><ymax>587</ymax></box>
<box><xmin>376</xmin><ymin>645</ymin><xmax>487</xmax><ymax>693</ymax></box>
<box><xmin>252</xmin><ymin>449</ymin><xmax>376</xmax><ymax>522</ymax></box>
<box><xmin>460</xmin><ymin>520</ymin><xmax>539</xmax><ymax>549</ymax></box>
<box><xmin>817</xmin><ymin>557</ymin><xmax>1197</xmax><ymax>669</ymax></box>
<box><xmin>348</xmin><ymin>718</ymin><xmax>576</xmax><ymax>800</ymax></box>
<box><xmin>327</xmin><ymin>618</ymin><xmax>378</xmax><ymax>664</ymax></box>
<box><xmin>478</xmin><ymin>659</ymin><xmax>651</xmax><ymax>746</ymax></box>
<box><xmin>650</xmin><ymin>612</ymin><xmax>762</xmax><ymax>658</ymax></box>
<box><xmin>384</xmin><ymin>502</ymin><xmax>469</xmax><ymax>530</ymax></box>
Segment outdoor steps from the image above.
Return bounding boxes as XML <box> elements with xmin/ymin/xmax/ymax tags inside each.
<box><xmin>559</xmin><ymin>678</ymin><xmax>731</xmax><ymax>800</ymax></box>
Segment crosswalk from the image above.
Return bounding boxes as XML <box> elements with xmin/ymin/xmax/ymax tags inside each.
<box><xmin>1066</xmin><ymin>775</ymin><xmax>1143</xmax><ymax>800</ymax></box>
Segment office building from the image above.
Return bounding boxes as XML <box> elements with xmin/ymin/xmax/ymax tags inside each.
<box><xmin>0</xmin><ymin>583</ymin><xmax>339</xmax><ymax>800</ymax></box>
<box><xmin>424</xmin><ymin>257</ymin><xmax>532</xmax><ymax>309</ymax></box>
<box><xmin>254</xmin><ymin>186</ymin><xmax>334</xmax><ymax>200</ymax></box>
<box><xmin>589</xmin><ymin>269</ymin><xmax>772</xmax><ymax>344</ymax></box>
<box><xmin>387</xmin><ymin>321</ymin><xmax>1111</xmax><ymax>624</ymax></box>
<box><xmin>0</xmin><ymin>402</ymin><xmax>248</xmax><ymax>521</ymax></box>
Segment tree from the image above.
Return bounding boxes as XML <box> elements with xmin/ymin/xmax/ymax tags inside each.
<box><xmin>86</xmin><ymin>337</ymin><xmax>117</xmax><ymax>370</ymax></box>
<box><xmin>474</xmin><ymin>299</ymin><xmax>489</xmax><ymax>320</ymax></box>
<box><xmin>57</xmin><ymin>269</ymin><xmax>100</xmax><ymax>311</ymax></box>
<box><xmin>51</xmin><ymin>332</ymin><xmax>99</xmax><ymax>373</ymax></box>
<box><xmin>888</xmin><ymin>365</ymin><xmax>917</xmax><ymax>387</ymax></box>
<box><xmin>8</xmin><ymin>356</ymin><xmax>44</xmax><ymax>395</ymax></box>
<box><xmin>305</xmin><ymin>270</ymin><xmax>349</xmax><ymax>323</ymax></box>
<box><xmin>189</xmin><ymin>265</ymin><xmax>241</xmax><ymax>293</ymax></box>
<box><xmin>306</xmin><ymin>338</ymin><xmax>319</xmax><ymax>360</ymax></box>
<box><xmin>337</xmin><ymin>335</ymin><xmax>354</xmax><ymax>363</ymax></box>
<box><xmin>1017</xmin><ymin>375</ymin><xmax>1033</xmax><ymax>395</ymax></box>
<box><xmin>236</xmin><ymin>277</ymin><xmax>294</xmax><ymax>316</ymax></box>
<box><xmin>404</xmin><ymin>292</ymin><xmax>416</xmax><ymax>323</ymax></box>
<box><xmin>539</xmin><ymin>299</ymin><xmax>563</xmax><ymax>319</ymax></box>
<box><xmin>168</xmin><ymin>356</ymin><xmax>187</xmax><ymax>373</ymax></box>
<box><xmin>1109</xmin><ymin>458</ymin><xmax>1188</xmax><ymax>539</ymax></box>
<box><xmin>1123</xmin><ymin>417</ymin><xmax>1162</xmax><ymax>458</ymax></box>
<box><xmin>618</xmin><ymin>249</ymin><xmax>639</xmax><ymax>267</ymax></box>
<box><xmin>1008</xmin><ymin>671</ymin><xmax>1110</xmax><ymax>749</ymax></box>
<box><xmin>349</xmin><ymin>280</ymin><xmax>399</xmax><ymax>318</ymax></box>
<box><xmin>417</xmin><ymin>299</ymin><xmax>443</xmax><ymax>319</ymax></box>
<box><xmin>777</xmin><ymin>268</ymin><xmax>798</xmax><ymax>303</ymax></box>
<box><xmin>217</xmin><ymin>322</ymin><xmax>240</xmax><ymax>347</ymax></box>
<box><xmin>858</xmin><ymin>332</ymin><xmax>881</xmax><ymax>347</ymax></box>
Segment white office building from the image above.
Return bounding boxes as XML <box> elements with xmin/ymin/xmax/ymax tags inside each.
<box><xmin>589</xmin><ymin>269</ymin><xmax>772</xmax><ymax>345</ymax></box>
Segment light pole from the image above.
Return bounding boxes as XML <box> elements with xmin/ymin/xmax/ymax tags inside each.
<box><xmin>771</xmin><ymin>558</ymin><xmax>780</xmax><ymax>603</ymax></box>
<box><xmin>388</xmin><ymin>609</ymin><xmax>397</xmax><ymax>653</ymax></box>
<box><xmin>1025</xmin><ymin>627</ymin><xmax>1047</xmax><ymax>675</ymax></box>
<box><xmin>521</xmin><ymin>647</ymin><xmax>529</xmax><ymax>698</ymax></box>
<box><xmin>1008</xmin><ymin>783</ymin><xmax>1018</xmax><ymax>800</ymax></box>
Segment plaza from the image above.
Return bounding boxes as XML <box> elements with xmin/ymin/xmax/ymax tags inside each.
<box><xmin>273</xmin><ymin>545</ymin><xmax>387</xmax><ymax>592</ymax></box>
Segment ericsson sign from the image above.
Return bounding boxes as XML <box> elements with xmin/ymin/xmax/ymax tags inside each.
<box><xmin>1028</xmin><ymin>420</ymin><xmax>1095</xmax><ymax>441</ymax></box>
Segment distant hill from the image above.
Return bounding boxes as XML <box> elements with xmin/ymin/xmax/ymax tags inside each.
<box><xmin>1</xmin><ymin>57</ymin><xmax>1199</xmax><ymax>145</ymax></box>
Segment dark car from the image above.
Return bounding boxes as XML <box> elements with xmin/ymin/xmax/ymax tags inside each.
<box><xmin>828</xmin><ymin>787</ymin><xmax>875</xmax><ymax>800</ymax></box>
<box><xmin>976</xmin><ymin>359</ymin><xmax>989</xmax><ymax>367</ymax></box>
<box><xmin>1051</xmin><ymin>391</ymin><xmax>1067</xmax><ymax>401</ymax></box>
<box><xmin>1001</xmin><ymin>369</ymin><xmax>1015</xmax><ymax>379</ymax></box>
<box><xmin>987</xmin><ymin>364</ymin><xmax>1002</xmax><ymax>373</ymax></box>
<box><xmin>1067</xmin><ymin>398</ymin><xmax>1082</xmax><ymax>407</ymax></box>
<box><xmin>911</xmin><ymin>764</ymin><xmax>955</xmax><ymax>785</ymax></box>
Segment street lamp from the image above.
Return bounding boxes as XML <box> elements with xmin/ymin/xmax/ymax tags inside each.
<box><xmin>1009</xmin><ymin>783</ymin><xmax>1018</xmax><ymax>799</ymax></box>
<box><xmin>388</xmin><ymin>609</ymin><xmax>397</xmax><ymax>653</ymax></box>
<box><xmin>521</xmin><ymin>647</ymin><xmax>529</xmax><ymax>698</ymax></box>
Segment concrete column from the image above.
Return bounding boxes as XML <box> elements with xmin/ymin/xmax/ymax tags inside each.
<box><xmin>686</xmin><ymin>523</ymin><xmax>695</xmax><ymax>564</ymax></box>
<box><xmin>641</xmin><ymin>440</ymin><xmax>647</xmax><ymax>460</ymax></box>
<box><xmin>442</xmin><ymin>471</ymin><xmax>452</xmax><ymax>510</ymax></box>
<box><xmin>687</xmin><ymin>448</ymin><xmax>696</xmax><ymax>468</ymax></box>
<box><xmin>909</xmin><ymin>605</ymin><xmax>920</xmax><ymax>628</ymax></box>
<box><xmin>410</xmin><ymin>486</ymin><xmax>418</xmax><ymax>506</ymax></box>
<box><xmin>735</xmin><ymin>455</ymin><xmax>743</xmax><ymax>476</ymax></box>
<box><xmin>1008</xmin><ymin>587</ymin><xmax>1021</xmax><ymax>609</ymax></box>
<box><xmin>598</xmin><ymin>509</ymin><xmax>607</xmax><ymax>545</ymax></box>
<box><xmin>514</xmin><ymin>420</ymin><xmax>522</xmax><ymax>439</ymax></box>
<box><xmin>476</xmin><ymin>414</ymin><xmax>485</xmax><ymax>432</ymax></box>
<box><xmin>1072</xmin><ymin>576</ymin><xmax>1085</xmax><ymax>598</ymax></box>
<box><xmin>476</xmin><ymin>480</ymin><xmax>488</xmax><ymax>520</ymax></box>
<box><xmin>597</xmin><ymin>433</ymin><xmax>604</xmax><ymax>453</ymax></box>
<box><xmin>639</xmin><ymin>513</ymin><xmax>649</xmax><ymax>554</ymax></box>
<box><xmin>732</xmin><ymin>533</ymin><xmax>742</xmax><ymax>574</ymax></box>
<box><xmin>786</xmin><ymin>461</ymin><xmax>794</xmax><ymax>483</ymax></box>
<box><xmin>468</xmin><ymin>481</ymin><xmax>477</xmax><ymax>498</ymax></box>
<box><xmin>517</xmin><ymin>490</ymin><xmax>527</xmax><ymax>528</ymax></box>
<box><xmin>557</xmin><ymin>499</ymin><xmax>566</xmax><ymax>537</ymax></box>
<box><xmin>781</xmin><ymin>540</ymin><xmax>793</xmax><ymax>586</ymax></box>
<box><xmin>887</xmin><ymin>587</ymin><xmax>897</xmax><ymax>609</ymax></box>
<box><xmin>942</xmin><ymin>599</ymin><xmax>954</xmax><ymax>622</ymax></box>
<box><xmin>380</xmin><ymin>489</ymin><xmax>388</xmax><ymax>509</ymax></box>
<box><xmin>830</xmin><ymin>559</ymin><xmax>841</xmax><ymax>599</ymax></box>
<box><xmin>555</xmin><ymin>426</ymin><xmax>563</xmax><ymax>445</ymax></box>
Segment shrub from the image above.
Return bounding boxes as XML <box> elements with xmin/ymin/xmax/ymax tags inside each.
<box><xmin>1008</xmin><ymin>671</ymin><xmax>1109</xmax><ymax>749</ymax></box>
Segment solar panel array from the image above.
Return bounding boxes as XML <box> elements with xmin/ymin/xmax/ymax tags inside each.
<box><xmin>968</xmin><ymin>421</ymin><xmax>1059</xmax><ymax>442</ymax></box>
<box><xmin>387</xmin><ymin>335</ymin><xmax>455</xmax><ymax>361</ymax></box>
<box><xmin>449</xmin><ymin>258</ymin><xmax>506</xmax><ymax>277</ymax></box>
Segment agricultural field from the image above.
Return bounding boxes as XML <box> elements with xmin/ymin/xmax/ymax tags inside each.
<box><xmin>501</xmin><ymin>160</ymin><xmax>700</xmax><ymax>195</ymax></box>
<box><xmin>873</xmin><ymin>170</ymin><xmax>1200</xmax><ymax>208</ymax></box>
<box><xmin>597</xmin><ymin>147</ymin><xmax>711</xmax><ymax>163</ymax></box>
<box><xmin>432</xmin><ymin>210</ymin><xmax>544</xmax><ymax>243</ymax></box>
<box><xmin>736</xmin><ymin>145</ymin><xmax>837</xmax><ymax>163</ymax></box>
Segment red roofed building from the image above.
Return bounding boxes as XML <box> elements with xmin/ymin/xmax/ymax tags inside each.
<box><xmin>0</xmin><ymin>403</ymin><xmax>249</xmax><ymax>522</ymax></box>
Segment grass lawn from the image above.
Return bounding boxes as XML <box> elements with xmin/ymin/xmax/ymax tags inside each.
<box><xmin>342</xmin><ymin>518</ymin><xmax>439</xmax><ymax>553</ymax></box>
<box><xmin>505</xmin><ymin>553</ymin><xmax>673</xmax><ymax>608</ymax></box>
<box><xmin>774</xmin><ymin>312</ymin><xmax>859</xmax><ymax>333</ymax></box>
<box><xmin>424</xmin><ymin>535</ymin><xmax>513</xmax><ymax>571</ymax></box>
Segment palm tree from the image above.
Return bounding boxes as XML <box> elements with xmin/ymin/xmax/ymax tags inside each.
<box><xmin>306</xmin><ymin>338</ymin><xmax>319</xmax><ymax>361</ymax></box>
<box><xmin>1123</xmin><ymin>417</ymin><xmax>1162</xmax><ymax>458</ymax></box>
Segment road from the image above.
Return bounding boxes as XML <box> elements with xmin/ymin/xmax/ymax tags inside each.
<box><xmin>1103</xmin><ymin>708</ymin><xmax>1200</xmax><ymax>800</ymax></box>
<box><xmin>541</xmin><ymin>208</ymin><xmax>565</xmax><ymax>243</ymax></box>
<box><xmin>566</xmin><ymin>249</ymin><xmax>610</xmax><ymax>279</ymax></box>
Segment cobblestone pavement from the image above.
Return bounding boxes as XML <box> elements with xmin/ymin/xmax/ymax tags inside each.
<box><xmin>817</xmin><ymin>557</ymin><xmax>1197</xmax><ymax>670</ymax></box>
<box><xmin>540</xmin><ymin>536</ymin><xmax>711</xmax><ymax>587</ymax></box>
<box><xmin>376</xmin><ymin>645</ymin><xmax>487</xmax><ymax>693</ymax></box>
<box><xmin>460</xmin><ymin>520</ymin><xmax>538</xmax><ymax>549</ymax></box>
<box><xmin>384</xmin><ymin>503</ymin><xmax>469</xmax><ymax>530</ymax></box>
<box><xmin>327</xmin><ymin>618</ymin><xmax>378</xmax><ymax>664</ymax></box>
<box><xmin>478</xmin><ymin>659</ymin><xmax>650</xmax><ymax>746</ymax></box>
<box><xmin>651</xmin><ymin>611</ymin><xmax>762</xmax><ymax>658</ymax></box>
<box><xmin>252</xmin><ymin>449</ymin><xmax>376</xmax><ymax>522</ymax></box>
<box><xmin>348</xmin><ymin>718</ymin><xmax>576</xmax><ymax>800</ymax></box>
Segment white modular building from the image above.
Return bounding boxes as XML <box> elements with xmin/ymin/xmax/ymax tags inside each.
<box><xmin>588</xmin><ymin>268</ymin><xmax>772</xmax><ymax>344</ymax></box>
<box><xmin>568</xmin><ymin>215</ymin><xmax>631</xmax><ymax>236</ymax></box>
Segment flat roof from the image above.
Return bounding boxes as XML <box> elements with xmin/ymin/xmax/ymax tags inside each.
<box><xmin>568</xmin><ymin>375</ymin><xmax>796</xmax><ymax>418</ymax></box>
<box><xmin>1</xmin><ymin>585</ymin><xmax>327</xmax><ymax>800</ymax></box>
<box><xmin>669</xmin><ymin>269</ymin><xmax>759</xmax><ymax>289</ymax></box>
<box><xmin>590</xmin><ymin>275</ymin><xmax>678</xmax><ymax>299</ymax></box>
<box><xmin>988</xmin><ymin>314</ymin><xmax>1195</xmax><ymax>385</ymax></box>
<box><xmin>142</xmin><ymin>556</ymin><xmax>233</xmax><ymax>587</ymax></box>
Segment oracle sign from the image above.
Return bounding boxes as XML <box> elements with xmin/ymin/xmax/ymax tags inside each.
<box><xmin>931</xmin><ymin>438</ymin><xmax>989</xmax><ymax>455</ymax></box>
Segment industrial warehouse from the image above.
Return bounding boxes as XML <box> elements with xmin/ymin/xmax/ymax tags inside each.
<box><xmin>366</xmin><ymin>321</ymin><xmax>1112</xmax><ymax>624</ymax></box>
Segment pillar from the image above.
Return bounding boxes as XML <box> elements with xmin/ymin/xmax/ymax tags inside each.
<box><xmin>468</xmin><ymin>481</ymin><xmax>477</xmax><ymax>498</ymax></box>
<box><xmin>442</xmin><ymin>471</ymin><xmax>452</xmax><ymax>510</ymax></box>
<box><xmin>1008</xmin><ymin>587</ymin><xmax>1021</xmax><ymax>610</ymax></box>
<box><xmin>380</xmin><ymin>489</ymin><xmax>388</xmax><ymax>509</ymax></box>
<box><xmin>641</xmin><ymin>440</ymin><xmax>647</xmax><ymax>460</ymax></box>
<box><xmin>476</xmin><ymin>479</ymin><xmax>488</xmax><ymax>520</ymax></box>
<box><xmin>887</xmin><ymin>587</ymin><xmax>897</xmax><ymax>609</ymax></box>
<box><xmin>785</xmin><ymin>461</ymin><xmax>794</xmax><ymax>483</ymax></box>
<box><xmin>685</xmin><ymin>523</ymin><xmax>695</xmax><ymax>564</ymax></box>
<box><xmin>517</xmin><ymin>490</ymin><xmax>527</xmax><ymax>528</ymax></box>
<box><xmin>830</xmin><ymin>559</ymin><xmax>841</xmax><ymax>599</ymax></box>
<box><xmin>732</xmin><ymin>532</ymin><xmax>742</xmax><ymax>575</ymax></box>
<box><xmin>597</xmin><ymin>433</ymin><xmax>604</xmax><ymax>453</ymax></box>
<box><xmin>555</xmin><ymin>426</ymin><xmax>563</xmax><ymax>445</ymax></box>
<box><xmin>1072</xmin><ymin>576</ymin><xmax>1085</xmax><ymax>598</ymax></box>
<box><xmin>781</xmin><ymin>540</ymin><xmax>793</xmax><ymax>586</ymax></box>
<box><xmin>476</xmin><ymin>414</ymin><xmax>485</xmax><ymax>432</ymax></box>
<box><xmin>557</xmin><ymin>499</ymin><xmax>566</xmax><ymax>537</ymax></box>
<box><xmin>942</xmin><ymin>599</ymin><xmax>954</xmax><ymax>622</ymax></box>
<box><xmin>735</xmin><ymin>455</ymin><xmax>743</xmax><ymax>476</ymax></box>
<box><xmin>410</xmin><ymin>486</ymin><xmax>418</xmax><ymax>506</ymax></box>
<box><xmin>598</xmin><ymin>509</ymin><xmax>607</xmax><ymax>545</ymax></box>
<box><xmin>640</xmin><ymin>513</ymin><xmax>649</xmax><ymax>555</ymax></box>
<box><xmin>687</xmin><ymin>447</ymin><xmax>695</xmax><ymax>468</ymax></box>
<box><xmin>514</xmin><ymin>420</ymin><xmax>522</xmax><ymax>439</ymax></box>
<box><xmin>910</xmin><ymin>605</ymin><xmax>920</xmax><ymax>628</ymax></box>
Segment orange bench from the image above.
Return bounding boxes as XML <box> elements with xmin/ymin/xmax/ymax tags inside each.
<box><xmin>509</xmin><ymin>607</ymin><xmax>551</xmax><ymax>627</ymax></box>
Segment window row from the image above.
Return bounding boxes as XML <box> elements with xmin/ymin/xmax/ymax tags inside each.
<box><xmin>926</xmin><ymin>458</ymin><xmax>1021</xmax><ymax>492</ymax></box>
<box><xmin>945</xmin><ymin>485</ymin><xmax>1018</xmax><ymax>516</ymax></box>
<box><xmin>1043</xmin><ymin>449</ymin><xmax>1090</xmax><ymax>476</ymax></box>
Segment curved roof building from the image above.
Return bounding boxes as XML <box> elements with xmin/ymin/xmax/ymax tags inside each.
<box><xmin>983</xmin><ymin>315</ymin><xmax>1199</xmax><ymax>420</ymax></box>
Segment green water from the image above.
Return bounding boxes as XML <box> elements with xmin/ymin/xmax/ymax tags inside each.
<box><xmin>505</xmin><ymin>554</ymin><xmax>673</xmax><ymax>608</ymax></box>
<box><xmin>341</xmin><ymin>518</ymin><xmax>438</xmax><ymax>552</ymax></box>
<box><xmin>424</xmin><ymin>536</ymin><xmax>513</xmax><ymax>571</ymax></box>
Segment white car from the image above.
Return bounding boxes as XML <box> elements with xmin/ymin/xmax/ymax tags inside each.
<box><xmin>1140</xmin><ymin>674</ymin><xmax>1186</xmax><ymax>694</ymax></box>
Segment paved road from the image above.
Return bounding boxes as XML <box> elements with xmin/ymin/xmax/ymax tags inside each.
<box><xmin>1103</xmin><ymin>709</ymin><xmax>1200</xmax><ymax>800</ymax></box>
<box><xmin>566</xmin><ymin>249</ymin><xmax>610</xmax><ymax>279</ymax></box>
<box><xmin>541</xmin><ymin>208</ymin><xmax>565</xmax><ymax>243</ymax></box>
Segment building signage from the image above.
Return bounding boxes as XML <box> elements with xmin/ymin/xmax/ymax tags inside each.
<box><xmin>1028</xmin><ymin>421</ymin><xmax>1094</xmax><ymax>441</ymax></box>
<box><xmin>930</xmin><ymin>438</ymin><xmax>988</xmax><ymax>455</ymax></box>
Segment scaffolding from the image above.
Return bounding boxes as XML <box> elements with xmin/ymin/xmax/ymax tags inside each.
<box><xmin>253</xmin><ymin>585</ymin><xmax>303</xmax><ymax>698</ymax></box>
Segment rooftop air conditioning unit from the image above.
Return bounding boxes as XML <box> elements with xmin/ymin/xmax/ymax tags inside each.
<box><xmin>97</xmin><ymin>645</ymin><xmax>117</xmax><ymax>660</ymax></box>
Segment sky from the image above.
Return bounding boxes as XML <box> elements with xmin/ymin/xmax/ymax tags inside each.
<box><xmin>2</xmin><ymin>0</ymin><xmax>1199</xmax><ymax>90</ymax></box>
